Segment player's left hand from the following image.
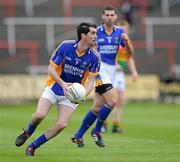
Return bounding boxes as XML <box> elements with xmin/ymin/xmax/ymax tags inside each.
<box><xmin>63</xmin><ymin>82</ymin><xmax>73</xmax><ymax>96</ymax></box>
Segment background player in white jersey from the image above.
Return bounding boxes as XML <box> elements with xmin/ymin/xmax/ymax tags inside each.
<box><xmin>72</xmin><ymin>6</ymin><xmax>134</xmax><ymax>148</ymax></box>
<box><xmin>15</xmin><ymin>22</ymin><xmax>100</xmax><ymax>156</ymax></box>
<box><xmin>101</xmin><ymin>20</ymin><xmax>138</xmax><ymax>133</ymax></box>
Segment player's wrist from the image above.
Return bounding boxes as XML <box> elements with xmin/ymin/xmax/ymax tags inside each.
<box><xmin>124</xmin><ymin>39</ymin><xmax>130</xmax><ymax>43</ymax></box>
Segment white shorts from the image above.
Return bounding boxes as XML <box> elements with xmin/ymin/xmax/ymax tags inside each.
<box><xmin>41</xmin><ymin>86</ymin><xmax>78</xmax><ymax>110</ymax></box>
<box><xmin>113</xmin><ymin>71</ymin><xmax>126</xmax><ymax>91</ymax></box>
<box><xmin>98</xmin><ymin>62</ymin><xmax>116</xmax><ymax>84</ymax></box>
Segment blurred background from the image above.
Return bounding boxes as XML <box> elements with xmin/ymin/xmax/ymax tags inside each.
<box><xmin>0</xmin><ymin>0</ymin><xmax>180</xmax><ymax>104</ymax></box>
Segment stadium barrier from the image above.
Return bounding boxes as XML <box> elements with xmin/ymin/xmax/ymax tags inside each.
<box><xmin>160</xmin><ymin>75</ymin><xmax>180</xmax><ymax>104</ymax></box>
<box><xmin>0</xmin><ymin>75</ymin><xmax>46</xmax><ymax>103</ymax></box>
<box><xmin>0</xmin><ymin>74</ymin><xmax>159</xmax><ymax>104</ymax></box>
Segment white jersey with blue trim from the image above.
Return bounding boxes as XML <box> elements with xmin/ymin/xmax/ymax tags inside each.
<box><xmin>96</xmin><ymin>25</ymin><xmax>125</xmax><ymax>65</ymax></box>
<box><xmin>46</xmin><ymin>40</ymin><xmax>101</xmax><ymax>96</ymax></box>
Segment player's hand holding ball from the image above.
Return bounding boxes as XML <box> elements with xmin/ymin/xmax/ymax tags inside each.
<box><xmin>66</xmin><ymin>83</ymin><xmax>86</xmax><ymax>104</ymax></box>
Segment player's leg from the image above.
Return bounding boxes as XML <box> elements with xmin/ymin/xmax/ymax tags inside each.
<box><xmin>112</xmin><ymin>89</ymin><xmax>125</xmax><ymax>133</ymax></box>
<box><xmin>25</xmin><ymin>104</ymin><xmax>74</xmax><ymax>156</ymax></box>
<box><xmin>91</xmin><ymin>86</ymin><xmax>118</xmax><ymax>147</ymax></box>
<box><xmin>112</xmin><ymin>71</ymin><xmax>126</xmax><ymax>133</ymax></box>
<box><xmin>72</xmin><ymin>93</ymin><xmax>104</xmax><ymax>147</ymax></box>
<box><xmin>45</xmin><ymin>104</ymin><xmax>74</xmax><ymax>138</ymax></box>
<box><xmin>15</xmin><ymin>97</ymin><xmax>53</xmax><ymax>147</ymax></box>
<box><xmin>93</xmin><ymin>87</ymin><xmax>117</xmax><ymax>133</ymax></box>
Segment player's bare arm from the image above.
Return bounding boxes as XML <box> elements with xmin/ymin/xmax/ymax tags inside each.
<box><xmin>47</xmin><ymin>64</ymin><xmax>71</xmax><ymax>94</ymax></box>
<box><xmin>127</xmin><ymin>56</ymin><xmax>138</xmax><ymax>81</ymax></box>
<box><xmin>84</xmin><ymin>75</ymin><xmax>96</xmax><ymax>97</ymax></box>
<box><xmin>121</xmin><ymin>33</ymin><xmax>134</xmax><ymax>56</ymax></box>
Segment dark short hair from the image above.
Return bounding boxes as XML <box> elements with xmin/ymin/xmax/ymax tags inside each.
<box><xmin>102</xmin><ymin>5</ymin><xmax>117</xmax><ymax>14</ymax></box>
<box><xmin>77</xmin><ymin>22</ymin><xmax>97</xmax><ymax>41</ymax></box>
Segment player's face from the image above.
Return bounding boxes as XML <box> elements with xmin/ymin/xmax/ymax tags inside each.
<box><xmin>102</xmin><ymin>10</ymin><xmax>117</xmax><ymax>26</ymax></box>
<box><xmin>86</xmin><ymin>27</ymin><xmax>97</xmax><ymax>46</ymax></box>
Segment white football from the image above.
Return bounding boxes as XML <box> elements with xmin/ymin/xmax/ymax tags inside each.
<box><xmin>66</xmin><ymin>83</ymin><xmax>86</xmax><ymax>103</ymax></box>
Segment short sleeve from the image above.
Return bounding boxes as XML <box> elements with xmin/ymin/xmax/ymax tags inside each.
<box><xmin>50</xmin><ymin>43</ymin><xmax>65</xmax><ymax>66</ymax></box>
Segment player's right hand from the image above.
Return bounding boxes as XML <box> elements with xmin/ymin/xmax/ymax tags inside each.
<box><xmin>62</xmin><ymin>82</ymin><xmax>72</xmax><ymax>96</ymax></box>
<box><xmin>132</xmin><ymin>72</ymin><xmax>138</xmax><ymax>82</ymax></box>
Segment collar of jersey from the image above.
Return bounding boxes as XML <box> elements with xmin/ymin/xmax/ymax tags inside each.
<box><xmin>75</xmin><ymin>49</ymin><xmax>86</xmax><ymax>57</ymax></box>
<box><xmin>74</xmin><ymin>42</ymin><xmax>90</xmax><ymax>57</ymax></box>
<box><xmin>101</xmin><ymin>24</ymin><xmax>116</xmax><ymax>35</ymax></box>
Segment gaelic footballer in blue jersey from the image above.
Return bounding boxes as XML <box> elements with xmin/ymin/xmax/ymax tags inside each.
<box><xmin>15</xmin><ymin>22</ymin><xmax>100</xmax><ymax>156</ymax></box>
<box><xmin>96</xmin><ymin>24</ymin><xmax>125</xmax><ymax>65</ymax></box>
<box><xmin>72</xmin><ymin>6</ymin><xmax>134</xmax><ymax>148</ymax></box>
<box><xmin>47</xmin><ymin>39</ymin><xmax>100</xmax><ymax>96</ymax></box>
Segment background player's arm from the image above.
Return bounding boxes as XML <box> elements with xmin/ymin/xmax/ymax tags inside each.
<box><xmin>121</xmin><ymin>33</ymin><xmax>134</xmax><ymax>57</ymax></box>
<box><xmin>127</xmin><ymin>56</ymin><xmax>138</xmax><ymax>81</ymax></box>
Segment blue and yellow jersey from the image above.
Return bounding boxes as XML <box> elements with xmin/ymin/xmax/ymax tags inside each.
<box><xmin>116</xmin><ymin>45</ymin><xmax>130</xmax><ymax>69</ymax></box>
<box><xmin>46</xmin><ymin>40</ymin><xmax>101</xmax><ymax>96</ymax></box>
<box><xmin>96</xmin><ymin>25</ymin><xmax>125</xmax><ymax>65</ymax></box>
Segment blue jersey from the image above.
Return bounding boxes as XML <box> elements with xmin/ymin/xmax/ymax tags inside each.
<box><xmin>96</xmin><ymin>25</ymin><xmax>125</xmax><ymax>65</ymax></box>
<box><xmin>46</xmin><ymin>40</ymin><xmax>101</xmax><ymax>96</ymax></box>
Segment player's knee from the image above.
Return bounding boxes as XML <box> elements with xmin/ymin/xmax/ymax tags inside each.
<box><xmin>55</xmin><ymin>122</ymin><xmax>68</xmax><ymax>131</ymax></box>
<box><xmin>106</xmin><ymin>98</ymin><xmax>117</xmax><ymax>108</ymax></box>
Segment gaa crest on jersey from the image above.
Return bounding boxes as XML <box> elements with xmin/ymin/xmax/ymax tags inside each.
<box><xmin>81</xmin><ymin>61</ymin><xmax>87</xmax><ymax>68</ymax></box>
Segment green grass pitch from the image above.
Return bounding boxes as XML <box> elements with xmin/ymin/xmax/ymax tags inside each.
<box><xmin>0</xmin><ymin>101</ymin><xmax>180</xmax><ymax>162</ymax></box>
